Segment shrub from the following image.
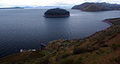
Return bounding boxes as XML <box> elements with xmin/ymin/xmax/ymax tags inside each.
<box><xmin>111</xmin><ymin>56</ymin><xmax>120</xmax><ymax>64</ymax></box>
<box><xmin>73</xmin><ymin>47</ymin><xmax>93</xmax><ymax>54</ymax></box>
<box><xmin>60</xmin><ymin>58</ymin><xmax>73</xmax><ymax>64</ymax></box>
<box><xmin>111</xmin><ymin>44</ymin><xmax>120</xmax><ymax>50</ymax></box>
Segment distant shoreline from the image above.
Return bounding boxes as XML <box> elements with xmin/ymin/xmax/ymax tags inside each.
<box><xmin>103</xmin><ymin>18</ymin><xmax>120</xmax><ymax>25</ymax></box>
<box><xmin>0</xmin><ymin>7</ymin><xmax>24</xmax><ymax>9</ymax></box>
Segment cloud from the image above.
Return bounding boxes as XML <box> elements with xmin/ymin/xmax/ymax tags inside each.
<box><xmin>0</xmin><ymin>0</ymin><xmax>57</xmax><ymax>6</ymax></box>
<box><xmin>83</xmin><ymin>0</ymin><xmax>120</xmax><ymax>3</ymax></box>
<box><xmin>0</xmin><ymin>0</ymin><xmax>120</xmax><ymax>6</ymax></box>
<box><xmin>0</xmin><ymin>0</ymin><xmax>84</xmax><ymax>6</ymax></box>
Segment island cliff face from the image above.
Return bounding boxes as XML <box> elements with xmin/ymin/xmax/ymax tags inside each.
<box><xmin>0</xmin><ymin>18</ymin><xmax>120</xmax><ymax>64</ymax></box>
<box><xmin>72</xmin><ymin>2</ymin><xmax>120</xmax><ymax>12</ymax></box>
<box><xmin>44</xmin><ymin>8</ymin><xmax>70</xmax><ymax>18</ymax></box>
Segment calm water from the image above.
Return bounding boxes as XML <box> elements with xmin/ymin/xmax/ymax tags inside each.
<box><xmin>0</xmin><ymin>9</ymin><xmax>120</xmax><ymax>57</ymax></box>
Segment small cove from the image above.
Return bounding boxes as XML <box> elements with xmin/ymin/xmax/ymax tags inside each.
<box><xmin>0</xmin><ymin>9</ymin><xmax>120</xmax><ymax>57</ymax></box>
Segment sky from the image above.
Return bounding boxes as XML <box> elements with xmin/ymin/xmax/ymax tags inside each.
<box><xmin>0</xmin><ymin>0</ymin><xmax>120</xmax><ymax>7</ymax></box>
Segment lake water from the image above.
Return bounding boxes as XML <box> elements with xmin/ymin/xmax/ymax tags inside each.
<box><xmin>0</xmin><ymin>9</ymin><xmax>120</xmax><ymax>57</ymax></box>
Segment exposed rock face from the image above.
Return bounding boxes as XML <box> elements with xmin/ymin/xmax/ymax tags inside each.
<box><xmin>72</xmin><ymin>2</ymin><xmax>120</xmax><ymax>12</ymax></box>
<box><xmin>44</xmin><ymin>8</ymin><xmax>70</xmax><ymax>18</ymax></box>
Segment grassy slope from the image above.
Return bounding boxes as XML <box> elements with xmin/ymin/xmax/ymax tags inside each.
<box><xmin>0</xmin><ymin>18</ymin><xmax>120</xmax><ymax>64</ymax></box>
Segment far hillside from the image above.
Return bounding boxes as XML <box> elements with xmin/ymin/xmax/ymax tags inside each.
<box><xmin>72</xmin><ymin>2</ymin><xmax>120</xmax><ymax>12</ymax></box>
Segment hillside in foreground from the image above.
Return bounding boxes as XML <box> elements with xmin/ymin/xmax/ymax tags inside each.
<box><xmin>0</xmin><ymin>18</ymin><xmax>120</xmax><ymax>64</ymax></box>
<box><xmin>72</xmin><ymin>2</ymin><xmax>120</xmax><ymax>12</ymax></box>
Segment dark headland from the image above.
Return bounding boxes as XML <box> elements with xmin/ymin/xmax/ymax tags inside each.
<box><xmin>44</xmin><ymin>8</ymin><xmax>70</xmax><ymax>18</ymax></box>
<box><xmin>72</xmin><ymin>2</ymin><xmax>120</xmax><ymax>12</ymax></box>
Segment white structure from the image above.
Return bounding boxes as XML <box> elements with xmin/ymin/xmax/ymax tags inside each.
<box><xmin>20</xmin><ymin>49</ymin><xmax>36</xmax><ymax>52</ymax></box>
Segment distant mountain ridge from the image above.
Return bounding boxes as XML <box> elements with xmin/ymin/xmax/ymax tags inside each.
<box><xmin>72</xmin><ymin>2</ymin><xmax>120</xmax><ymax>11</ymax></box>
<box><xmin>0</xmin><ymin>6</ymin><xmax>72</xmax><ymax>9</ymax></box>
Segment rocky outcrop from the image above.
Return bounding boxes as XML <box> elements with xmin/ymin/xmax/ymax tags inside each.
<box><xmin>44</xmin><ymin>8</ymin><xmax>70</xmax><ymax>18</ymax></box>
<box><xmin>72</xmin><ymin>2</ymin><xmax>120</xmax><ymax>12</ymax></box>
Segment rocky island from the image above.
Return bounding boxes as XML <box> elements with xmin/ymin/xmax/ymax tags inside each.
<box><xmin>72</xmin><ymin>2</ymin><xmax>120</xmax><ymax>12</ymax></box>
<box><xmin>44</xmin><ymin>8</ymin><xmax>70</xmax><ymax>18</ymax></box>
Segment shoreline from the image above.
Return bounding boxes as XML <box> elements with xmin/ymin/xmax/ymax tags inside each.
<box><xmin>103</xmin><ymin>18</ymin><xmax>120</xmax><ymax>25</ymax></box>
<box><xmin>44</xmin><ymin>15</ymin><xmax>70</xmax><ymax>18</ymax></box>
<box><xmin>0</xmin><ymin>18</ymin><xmax>120</xmax><ymax>64</ymax></box>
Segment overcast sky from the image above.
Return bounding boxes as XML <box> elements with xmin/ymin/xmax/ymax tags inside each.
<box><xmin>0</xmin><ymin>0</ymin><xmax>120</xmax><ymax>6</ymax></box>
